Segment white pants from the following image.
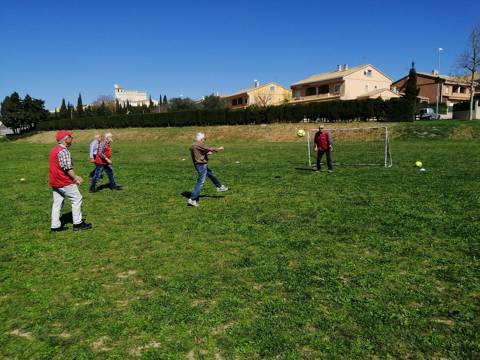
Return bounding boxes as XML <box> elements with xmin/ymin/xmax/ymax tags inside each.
<box><xmin>51</xmin><ymin>184</ymin><xmax>83</xmax><ymax>228</ymax></box>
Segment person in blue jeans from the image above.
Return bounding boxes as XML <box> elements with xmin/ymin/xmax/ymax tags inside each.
<box><xmin>188</xmin><ymin>132</ymin><xmax>228</xmax><ymax>207</ymax></box>
<box><xmin>90</xmin><ymin>132</ymin><xmax>121</xmax><ymax>192</ymax></box>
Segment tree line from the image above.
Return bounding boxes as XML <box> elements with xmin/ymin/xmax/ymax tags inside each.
<box><xmin>53</xmin><ymin>93</ymin><xmax>227</xmax><ymax>119</ymax></box>
<box><xmin>0</xmin><ymin>92</ymin><xmax>49</xmax><ymax>134</ymax></box>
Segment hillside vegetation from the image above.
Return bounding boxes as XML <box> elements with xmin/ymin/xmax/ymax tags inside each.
<box><xmin>12</xmin><ymin>120</ymin><xmax>480</xmax><ymax>144</ymax></box>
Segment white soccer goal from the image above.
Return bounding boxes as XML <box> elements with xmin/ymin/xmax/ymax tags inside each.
<box><xmin>306</xmin><ymin>126</ymin><xmax>392</xmax><ymax>168</ymax></box>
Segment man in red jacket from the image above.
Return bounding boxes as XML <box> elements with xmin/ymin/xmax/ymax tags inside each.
<box><xmin>89</xmin><ymin>132</ymin><xmax>121</xmax><ymax>193</ymax></box>
<box><xmin>313</xmin><ymin>124</ymin><xmax>334</xmax><ymax>172</ymax></box>
<box><xmin>49</xmin><ymin>130</ymin><xmax>92</xmax><ymax>232</ymax></box>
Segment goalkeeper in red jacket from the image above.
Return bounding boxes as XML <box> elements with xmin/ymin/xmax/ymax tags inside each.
<box><xmin>313</xmin><ymin>125</ymin><xmax>333</xmax><ymax>172</ymax></box>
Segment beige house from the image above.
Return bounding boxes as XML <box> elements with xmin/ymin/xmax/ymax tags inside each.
<box><xmin>222</xmin><ymin>81</ymin><xmax>291</xmax><ymax>109</ymax></box>
<box><xmin>291</xmin><ymin>64</ymin><xmax>399</xmax><ymax>103</ymax></box>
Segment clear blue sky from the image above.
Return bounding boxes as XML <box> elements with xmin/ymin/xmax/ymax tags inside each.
<box><xmin>1</xmin><ymin>0</ymin><xmax>478</xmax><ymax>110</ymax></box>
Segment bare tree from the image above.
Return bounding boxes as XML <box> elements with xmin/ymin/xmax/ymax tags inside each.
<box><xmin>457</xmin><ymin>25</ymin><xmax>480</xmax><ymax>120</ymax></box>
<box><xmin>253</xmin><ymin>92</ymin><xmax>272</xmax><ymax>107</ymax></box>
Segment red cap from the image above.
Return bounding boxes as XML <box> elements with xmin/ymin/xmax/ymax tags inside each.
<box><xmin>55</xmin><ymin>130</ymin><xmax>73</xmax><ymax>141</ymax></box>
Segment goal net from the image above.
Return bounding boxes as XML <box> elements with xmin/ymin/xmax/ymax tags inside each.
<box><xmin>306</xmin><ymin>126</ymin><xmax>392</xmax><ymax>168</ymax></box>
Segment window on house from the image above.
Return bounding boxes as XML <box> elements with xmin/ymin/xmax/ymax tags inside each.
<box><xmin>364</xmin><ymin>69</ymin><xmax>372</xmax><ymax>77</ymax></box>
<box><xmin>232</xmin><ymin>99</ymin><xmax>237</xmax><ymax>105</ymax></box>
<box><xmin>294</xmin><ymin>90</ymin><xmax>301</xmax><ymax>98</ymax></box>
<box><xmin>334</xmin><ymin>84</ymin><xmax>341</xmax><ymax>94</ymax></box>
<box><xmin>270</xmin><ymin>86</ymin><xmax>275</xmax><ymax>93</ymax></box>
<box><xmin>318</xmin><ymin>85</ymin><xmax>329</xmax><ymax>94</ymax></box>
<box><xmin>305</xmin><ymin>87</ymin><xmax>317</xmax><ymax>96</ymax></box>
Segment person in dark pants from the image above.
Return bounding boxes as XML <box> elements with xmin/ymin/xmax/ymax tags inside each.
<box><xmin>187</xmin><ymin>132</ymin><xmax>228</xmax><ymax>207</ymax></box>
<box><xmin>89</xmin><ymin>132</ymin><xmax>121</xmax><ymax>192</ymax></box>
<box><xmin>88</xmin><ymin>133</ymin><xmax>101</xmax><ymax>178</ymax></box>
<box><xmin>314</xmin><ymin>124</ymin><xmax>333</xmax><ymax>172</ymax></box>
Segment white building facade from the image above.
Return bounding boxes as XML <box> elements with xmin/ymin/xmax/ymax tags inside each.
<box><xmin>114</xmin><ymin>84</ymin><xmax>157</xmax><ymax>107</ymax></box>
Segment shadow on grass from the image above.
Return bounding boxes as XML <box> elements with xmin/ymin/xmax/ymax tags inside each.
<box><xmin>181</xmin><ymin>191</ymin><xmax>225</xmax><ymax>199</ymax></box>
<box><xmin>94</xmin><ymin>183</ymin><xmax>114</xmax><ymax>192</ymax></box>
<box><xmin>60</xmin><ymin>212</ymin><xmax>73</xmax><ymax>226</ymax></box>
<box><xmin>294</xmin><ymin>167</ymin><xmax>316</xmax><ymax>172</ymax></box>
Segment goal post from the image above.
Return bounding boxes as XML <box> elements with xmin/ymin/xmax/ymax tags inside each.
<box><xmin>306</xmin><ymin>126</ymin><xmax>392</xmax><ymax>168</ymax></box>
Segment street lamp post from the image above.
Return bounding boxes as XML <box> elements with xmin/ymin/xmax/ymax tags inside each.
<box><xmin>436</xmin><ymin>47</ymin><xmax>443</xmax><ymax>116</ymax></box>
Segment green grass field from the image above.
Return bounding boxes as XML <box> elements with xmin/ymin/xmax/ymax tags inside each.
<box><xmin>1</xmin><ymin>122</ymin><xmax>479</xmax><ymax>359</ymax></box>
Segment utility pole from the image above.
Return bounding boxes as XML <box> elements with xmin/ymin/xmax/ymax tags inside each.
<box><xmin>436</xmin><ymin>47</ymin><xmax>443</xmax><ymax>116</ymax></box>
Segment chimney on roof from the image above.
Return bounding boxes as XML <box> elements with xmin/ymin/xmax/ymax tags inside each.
<box><xmin>432</xmin><ymin>69</ymin><xmax>439</xmax><ymax>76</ymax></box>
<box><xmin>254</xmin><ymin>80</ymin><xmax>260</xmax><ymax>87</ymax></box>
<box><xmin>336</xmin><ymin>65</ymin><xmax>341</xmax><ymax>71</ymax></box>
<box><xmin>344</xmin><ymin>64</ymin><xmax>348</xmax><ymax>70</ymax></box>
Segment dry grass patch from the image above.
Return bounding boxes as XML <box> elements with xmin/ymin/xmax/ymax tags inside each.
<box><xmin>129</xmin><ymin>341</ymin><xmax>161</xmax><ymax>357</ymax></box>
<box><xmin>212</xmin><ymin>322</ymin><xmax>234</xmax><ymax>335</ymax></box>
<box><xmin>116</xmin><ymin>269</ymin><xmax>138</xmax><ymax>278</ymax></box>
<box><xmin>192</xmin><ymin>298</ymin><xmax>217</xmax><ymax>307</ymax></box>
<box><xmin>9</xmin><ymin>329</ymin><xmax>34</xmax><ymax>340</ymax></box>
<box><xmin>17</xmin><ymin>123</ymin><xmax>402</xmax><ymax>144</ymax></box>
<box><xmin>91</xmin><ymin>335</ymin><xmax>113</xmax><ymax>352</ymax></box>
<box><xmin>432</xmin><ymin>319</ymin><xmax>455</xmax><ymax>326</ymax></box>
<box><xmin>450</xmin><ymin>125</ymin><xmax>480</xmax><ymax>139</ymax></box>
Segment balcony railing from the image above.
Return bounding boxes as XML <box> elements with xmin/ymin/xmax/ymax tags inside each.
<box><xmin>447</xmin><ymin>92</ymin><xmax>470</xmax><ymax>100</ymax></box>
<box><xmin>292</xmin><ymin>93</ymin><xmax>341</xmax><ymax>103</ymax></box>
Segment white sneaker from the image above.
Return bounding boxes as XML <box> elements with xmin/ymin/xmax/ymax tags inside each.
<box><xmin>216</xmin><ymin>185</ymin><xmax>229</xmax><ymax>192</ymax></box>
<box><xmin>187</xmin><ymin>198</ymin><xmax>199</xmax><ymax>207</ymax></box>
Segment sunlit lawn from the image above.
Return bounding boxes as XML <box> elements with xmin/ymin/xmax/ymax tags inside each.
<box><xmin>0</xmin><ymin>131</ymin><xmax>479</xmax><ymax>358</ymax></box>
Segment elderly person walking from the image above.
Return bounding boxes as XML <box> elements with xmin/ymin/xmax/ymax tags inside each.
<box><xmin>90</xmin><ymin>132</ymin><xmax>121</xmax><ymax>192</ymax></box>
<box><xmin>88</xmin><ymin>133</ymin><xmax>101</xmax><ymax>178</ymax></box>
<box><xmin>49</xmin><ymin>130</ymin><xmax>92</xmax><ymax>232</ymax></box>
<box><xmin>187</xmin><ymin>132</ymin><xmax>228</xmax><ymax>207</ymax></box>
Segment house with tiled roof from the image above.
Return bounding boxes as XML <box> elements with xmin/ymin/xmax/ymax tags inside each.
<box><xmin>392</xmin><ymin>71</ymin><xmax>471</xmax><ymax>107</ymax></box>
<box><xmin>222</xmin><ymin>81</ymin><xmax>291</xmax><ymax>109</ymax></box>
<box><xmin>291</xmin><ymin>64</ymin><xmax>399</xmax><ymax>103</ymax></box>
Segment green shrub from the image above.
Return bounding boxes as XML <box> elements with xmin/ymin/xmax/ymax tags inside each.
<box><xmin>37</xmin><ymin>98</ymin><xmax>414</xmax><ymax>130</ymax></box>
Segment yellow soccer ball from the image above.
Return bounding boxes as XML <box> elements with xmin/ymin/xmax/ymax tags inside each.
<box><xmin>297</xmin><ymin>129</ymin><xmax>306</xmax><ymax>137</ymax></box>
<box><xmin>415</xmin><ymin>161</ymin><xmax>423</xmax><ymax>168</ymax></box>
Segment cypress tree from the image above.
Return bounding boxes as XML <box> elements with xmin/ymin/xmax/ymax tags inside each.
<box><xmin>76</xmin><ymin>93</ymin><xmax>84</xmax><ymax>117</ymax></box>
<box><xmin>404</xmin><ymin>63</ymin><xmax>419</xmax><ymax>103</ymax></box>
<box><xmin>67</xmin><ymin>102</ymin><xmax>75</xmax><ymax>119</ymax></box>
<box><xmin>158</xmin><ymin>94</ymin><xmax>162</xmax><ymax>105</ymax></box>
<box><xmin>59</xmin><ymin>98</ymin><xmax>68</xmax><ymax>118</ymax></box>
<box><xmin>163</xmin><ymin>95</ymin><xmax>167</xmax><ymax>104</ymax></box>
<box><xmin>403</xmin><ymin>62</ymin><xmax>419</xmax><ymax>121</ymax></box>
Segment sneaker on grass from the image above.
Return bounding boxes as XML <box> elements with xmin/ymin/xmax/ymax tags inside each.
<box><xmin>50</xmin><ymin>226</ymin><xmax>68</xmax><ymax>233</ymax></box>
<box><xmin>187</xmin><ymin>198</ymin><xmax>199</xmax><ymax>207</ymax></box>
<box><xmin>73</xmin><ymin>221</ymin><xmax>92</xmax><ymax>231</ymax></box>
<box><xmin>216</xmin><ymin>185</ymin><xmax>229</xmax><ymax>192</ymax></box>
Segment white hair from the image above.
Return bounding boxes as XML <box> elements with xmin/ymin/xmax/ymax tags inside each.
<box><xmin>195</xmin><ymin>132</ymin><xmax>205</xmax><ymax>141</ymax></box>
<box><xmin>104</xmin><ymin>132</ymin><xmax>113</xmax><ymax>142</ymax></box>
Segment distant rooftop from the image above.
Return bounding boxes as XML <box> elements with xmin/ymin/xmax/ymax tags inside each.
<box><xmin>292</xmin><ymin>64</ymin><xmax>376</xmax><ymax>86</ymax></box>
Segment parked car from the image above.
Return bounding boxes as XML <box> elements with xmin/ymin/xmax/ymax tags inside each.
<box><xmin>416</xmin><ymin>108</ymin><xmax>440</xmax><ymax>120</ymax></box>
